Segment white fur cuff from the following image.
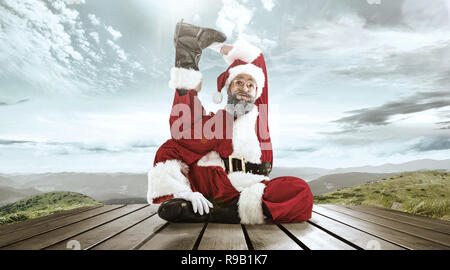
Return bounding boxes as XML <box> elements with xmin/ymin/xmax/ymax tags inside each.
<box><xmin>168</xmin><ymin>67</ymin><xmax>203</xmax><ymax>91</ymax></box>
<box><xmin>228</xmin><ymin>171</ymin><xmax>269</xmax><ymax>192</ymax></box>
<box><xmin>223</xmin><ymin>38</ymin><xmax>262</xmax><ymax>65</ymax></box>
<box><xmin>238</xmin><ymin>182</ymin><xmax>266</xmax><ymax>224</ymax></box>
<box><xmin>147</xmin><ymin>160</ymin><xmax>191</xmax><ymax>204</ymax></box>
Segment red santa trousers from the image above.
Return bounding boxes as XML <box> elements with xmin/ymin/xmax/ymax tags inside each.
<box><xmin>152</xmin><ymin>139</ymin><xmax>313</xmax><ymax>223</ymax></box>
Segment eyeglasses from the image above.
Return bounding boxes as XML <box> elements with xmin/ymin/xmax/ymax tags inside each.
<box><xmin>231</xmin><ymin>79</ymin><xmax>256</xmax><ymax>91</ymax></box>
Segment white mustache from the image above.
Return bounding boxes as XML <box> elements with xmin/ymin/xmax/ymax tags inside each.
<box><xmin>233</xmin><ymin>91</ymin><xmax>251</xmax><ymax>98</ymax></box>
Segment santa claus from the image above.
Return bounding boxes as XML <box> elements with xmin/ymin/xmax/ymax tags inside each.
<box><xmin>147</xmin><ymin>20</ymin><xmax>313</xmax><ymax>224</ymax></box>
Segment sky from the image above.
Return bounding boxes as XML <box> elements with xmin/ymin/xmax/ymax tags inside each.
<box><xmin>0</xmin><ymin>0</ymin><xmax>449</xmax><ymax>173</ymax></box>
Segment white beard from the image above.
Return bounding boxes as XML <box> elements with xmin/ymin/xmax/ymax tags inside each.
<box><xmin>230</xmin><ymin>104</ymin><xmax>262</xmax><ymax>164</ymax></box>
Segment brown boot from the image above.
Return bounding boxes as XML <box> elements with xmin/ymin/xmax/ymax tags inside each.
<box><xmin>174</xmin><ymin>19</ymin><xmax>227</xmax><ymax>70</ymax></box>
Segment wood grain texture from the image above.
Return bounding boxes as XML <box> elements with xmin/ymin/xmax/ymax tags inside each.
<box><xmin>280</xmin><ymin>222</ymin><xmax>356</xmax><ymax>250</ymax></box>
<box><xmin>4</xmin><ymin>204</ymin><xmax>446</xmax><ymax>250</ymax></box>
<box><xmin>313</xmin><ymin>205</ymin><xmax>448</xmax><ymax>250</ymax></box>
<box><xmin>0</xmin><ymin>204</ymin><xmax>123</xmax><ymax>248</ymax></box>
<box><xmin>309</xmin><ymin>212</ymin><xmax>405</xmax><ymax>250</ymax></box>
<box><xmin>0</xmin><ymin>206</ymin><xmax>101</xmax><ymax>236</ymax></box>
<box><xmin>138</xmin><ymin>223</ymin><xmax>205</xmax><ymax>250</ymax></box>
<box><xmin>323</xmin><ymin>204</ymin><xmax>450</xmax><ymax>247</ymax></box>
<box><xmin>1</xmin><ymin>205</ymin><xmax>144</xmax><ymax>250</ymax></box>
<box><xmin>347</xmin><ymin>205</ymin><xmax>450</xmax><ymax>234</ymax></box>
<box><xmin>91</xmin><ymin>214</ymin><xmax>168</xmax><ymax>250</ymax></box>
<box><xmin>197</xmin><ymin>223</ymin><xmax>247</xmax><ymax>250</ymax></box>
<box><xmin>45</xmin><ymin>205</ymin><xmax>158</xmax><ymax>250</ymax></box>
<box><xmin>244</xmin><ymin>224</ymin><xmax>302</xmax><ymax>250</ymax></box>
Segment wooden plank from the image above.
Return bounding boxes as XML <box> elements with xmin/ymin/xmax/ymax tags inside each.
<box><xmin>44</xmin><ymin>205</ymin><xmax>158</xmax><ymax>250</ymax></box>
<box><xmin>323</xmin><ymin>204</ymin><xmax>450</xmax><ymax>247</ymax></box>
<box><xmin>0</xmin><ymin>205</ymin><xmax>123</xmax><ymax>248</ymax></box>
<box><xmin>374</xmin><ymin>206</ymin><xmax>450</xmax><ymax>227</ymax></box>
<box><xmin>138</xmin><ymin>223</ymin><xmax>205</xmax><ymax>250</ymax></box>
<box><xmin>91</xmin><ymin>214</ymin><xmax>168</xmax><ymax>250</ymax></box>
<box><xmin>197</xmin><ymin>223</ymin><xmax>247</xmax><ymax>250</ymax></box>
<box><xmin>244</xmin><ymin>224</ymin><xmax>302</xmax><ymax>250</ymax></box>
<box><xmin>280</xmin><ymin>222</ymin><xmax>356</xmax><ymax>250</ymax></box>
<box><xmin>309</xmin><ymin>212</ymin><xmax>405</xmax><ymax>250</ymax></box>
<box><xmin>1</xmin><ymin>204</ymin><xmax>144</xmax><ymax>250</ymax></box>
<box><xmin>348</xmin><ymin>205</ymin><xmax>450</xmax><ymax>234</ymax></box>
<box><xmin>368</xmin><ymin>205</ymin><xmax>450</xmax><ymax>227</ymax></box>
<box><xmin>0</xmin><ymin>206</ymin><xmax>101</xmax><ymax>236</ymax></box>
<box><xmin>313</xmin><ymin>205</ymin><xmax>448</xmax><ymax>250</ymax></box>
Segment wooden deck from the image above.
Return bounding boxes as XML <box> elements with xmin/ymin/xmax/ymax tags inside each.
<box><xmin>0</xmin><ymin>204</ymin><xmax>449</xmax><ymax>250</ymax></box>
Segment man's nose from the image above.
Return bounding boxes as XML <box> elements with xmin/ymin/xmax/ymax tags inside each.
<box><xmin>241</xmin><ymin>85</ymin><xmax>250</xmax><ymax>92</ymax></box>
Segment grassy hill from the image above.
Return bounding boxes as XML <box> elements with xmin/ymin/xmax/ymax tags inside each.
<box><xmin>307</xmin><ymin>172</ymin><xmax>397</xmax><ymax>196</ymax></box>
<box><xmin>0</xmin><ymin>191</ymin><xmax>103</xmax><ymax>226</ymax></box>
<box><xmin>314</xmin><ymin>171</ymin><xmax>450</xmax><ymax>221</ymax></box>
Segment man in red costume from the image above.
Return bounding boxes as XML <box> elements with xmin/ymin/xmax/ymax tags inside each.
<box><xmin>147</xmin><ymin>21</ymin><xmax>313</xmax><ymax>224</ymax></box>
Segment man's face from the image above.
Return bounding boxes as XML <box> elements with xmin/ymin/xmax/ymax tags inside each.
<box><xmin>228</xmin><ymin>73</ymin><xmax>257</xmax><ymax>102</ymax></box>
<box><xmin>226</xmin><ymin>73</ymin><xmax>258</xmax><ymax>117</ymax></box>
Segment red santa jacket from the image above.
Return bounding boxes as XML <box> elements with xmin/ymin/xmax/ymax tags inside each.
<box><xmin>147</xmin><ymin>39</ymin><xmax>274</xmax><ymax>224</ymax></box>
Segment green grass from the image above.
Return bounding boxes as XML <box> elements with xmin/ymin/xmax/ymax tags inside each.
<box><xmin>314</xmin><ymin>170</ymin><xmax>450</xmax><ymax>221</ymax></box>
<box><xmin>0</xmin><ymin>191</ymin><xmax>103</xmax><ymax>226</ymax></box>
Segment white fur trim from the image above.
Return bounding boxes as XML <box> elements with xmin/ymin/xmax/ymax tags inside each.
<box><xmin>231</xmin><ymin>104</ymin><xmax>262</xmax><ymax>163</ymax></box>
<box><xmin>238</xmin><ymin>183</ymin><xmax>266</xmax><ymax>224</ymax></box>
<box><xmin>228</xmin><ymin>171</ymin><xmax>269</xmax><ymax>192</ymax></box>
<box><xmin>223</xmin><ymin>38</ymin><xmax>262</xmax><ymax>65</ymax></box>
<box><xmin>147</xmin><ymin>160</ymin><xmax>191</xmax><ymax>204</ymax></box>
<box><xmin>168</xmin><ymin>67</ymin><xmax>202</xmax><ymax>91</ymax></box>
<box><xmin>197</xmin><ymin>151</ymin><xmax>225</xmax><ymax>170</ymax></box>
<box><xmin>213</xmin><ymin>91</ymin><xmax>223</xmax><ymax>104</ymax></box>
<box><xmin>225</xmin><ymin>64</ymin><xmax>265</xmax><ymax>100</ymax></box>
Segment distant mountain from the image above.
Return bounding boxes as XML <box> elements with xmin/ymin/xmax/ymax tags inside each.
<box><xmin>0</xmin><ymin>158</ymin><xmax>447</xmax><ymax>204</ymax></box>
<box><xmin>0</xmin><ymin>191</ymin><xmax>102</xmax><ymax>225</ymax></box>
<box><xmin>272</xmin><ymin>159</ymin><xmax>450</xmax><ymax>181</ymax></box>
<box><xmin>0</xmin><ymin>186</ymin><xmax>41</xmax><ymax>206</ymax></box>
<box><xmin>308</xmin><ymin>172</ymin><xmax>397</xmax><ymax>196</ymax></box>
<box><xmin>0</xmin><ymin>172</ymin><xmax>148</xmax><ymax>204</ymax></box>
<box><xmin>270</xmin><ymin>167</ymin><xmax>329</xmax><ymax>181</ymax></box>
<box><xmin>326</xmin><ymin>159</ymin><xmax>450</xmax><ymax>175</ymax></box>
<box><xmin>0</xmin><ymin>175</ymin><xmax>15</xmax><ymax>187</ymax></box>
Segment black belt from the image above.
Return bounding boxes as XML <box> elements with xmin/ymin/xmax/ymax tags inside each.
<box><xmin>222</xmin><ymin>156</ymin><xmax>272</xmax><ymax>176</ymax></box>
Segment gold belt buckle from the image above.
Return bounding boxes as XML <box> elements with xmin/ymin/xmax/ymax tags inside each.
<box><xmin>228</xmin><ymin>155</ymin><xmax>246</xmax><ymax>173</ymax></box>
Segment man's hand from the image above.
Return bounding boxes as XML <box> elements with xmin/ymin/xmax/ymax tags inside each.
<box><xmin>174</xmin><ymin>191</ymin><xmax>213</xmax><ymax>215</ymax></box>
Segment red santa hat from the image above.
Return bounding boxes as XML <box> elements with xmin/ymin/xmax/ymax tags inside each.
<box><xmin>216</xmin><ymin>38</ymin><xmax>273</xmax><ymax>166</ymax></box>
<box><xmin>215</xmin><ymin>38</ymin><xmax>266</xmax><ymax>104</ymax></box>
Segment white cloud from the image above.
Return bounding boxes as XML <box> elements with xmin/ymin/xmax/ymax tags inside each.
<box><xmin>88</xmin><ymin>14</ymin><xmax>101</xmax><ymax>26</ymax></box>
<box><xmin>105</xmin><ymin>25</ymin><xmax>122</xmax><ymax>41</ymax></box>
<box><xmin>107</xmin><ymin>40</ymin><xmax>127</xmax><ymax>61</ymax></box>
<box><xmin>216</xmin><ymin>0</ymin><xmax>253</xmax><ymax>37</ymax></box>
<box><xmin>0</xmin><ymin>0</ymin><xmax>143</xmax><ymax>95</ymax></box>
<box><xmin>89</xmin><ymin>32</ymin><xmax>100</xmax><ymax>44</ymax></box>
<box><xmin>261</xmin><ymin>0</ymin><xmax>275</xmax><ymax>11</ymax></box>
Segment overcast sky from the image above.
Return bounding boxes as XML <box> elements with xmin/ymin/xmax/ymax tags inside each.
<box><xmin>0</xmin><ymin>0</ymin><xmax>449</xmax><ymax>172</ymax></box>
